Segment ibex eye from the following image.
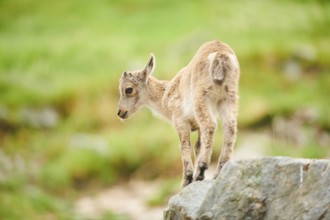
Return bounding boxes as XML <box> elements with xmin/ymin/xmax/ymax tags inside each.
<box><xmin>125</xmin><ymin>87</ymin><xmax>133</xmax><ymax>94</ymax></box>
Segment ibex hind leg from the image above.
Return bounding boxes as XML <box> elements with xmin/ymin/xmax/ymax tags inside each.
<box><xmin>193</xmin><ymin>98</ymin><xmax>217</xmax><ymax>181</ymax></box>
<box><xmin>214</xmin><ymin>101</ymin><xmax>237</xmax><ymax>179</ymax></box>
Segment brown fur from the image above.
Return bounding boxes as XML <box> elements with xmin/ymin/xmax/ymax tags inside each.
<box><xmin>117</xmin><ymin>40</ymin><xmax>240</xmax><ymax>187</ymax></box>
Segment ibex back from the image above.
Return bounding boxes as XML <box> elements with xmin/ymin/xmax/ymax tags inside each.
<box><xmin>117</xmin><ymin>40</ymin><xmax>240</xmax><ymax>187</ymax></box>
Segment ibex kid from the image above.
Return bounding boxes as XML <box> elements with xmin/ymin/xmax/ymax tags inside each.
<box><xmin>117</xmin><ymin>40</ymin><xmax>240</xmax><ymax>187</ymax></box>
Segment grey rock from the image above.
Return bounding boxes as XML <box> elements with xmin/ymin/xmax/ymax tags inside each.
<box><xmin>164</xmin><ymin>181</ymin><xmax>214</xmax><ymax>220</ymax></box>
<box><xmin>19</xmin><ymin>107</ymin><xmax>59</xmax><ymax>128</ymax></box>
<box><xmin>69</xmin><ymin>133</ymin><xmax>108</xmax><ymax>154</ymax></box>
<box><xmin>283</xmin><ymin>60</ymin><xmax>302</xmax><ymax>81</ymax></box>
<box><xmin>164</xmin><ymin>157</ymin><xmax>330</xmax><ymax>220</ymax></box>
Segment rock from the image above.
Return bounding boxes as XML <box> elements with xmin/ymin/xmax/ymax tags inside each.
<box><xmin>283</xmin><ymin>60</ymin><xmax>302</xmax><ymax>81</ymax></box>
<box><xmin>69</xmin><ymin>133</ymin><xmax>108</xmax><ymax>154</ymax></box>
<box><xmin>19</xmin><ymin>107</ymin><xmax>59</xmax><ymax>128</ymax></box>
<box><xmin>164</xmin><ymin>157</ymin><xmax>330</xmax><ymax>220</ymax></box>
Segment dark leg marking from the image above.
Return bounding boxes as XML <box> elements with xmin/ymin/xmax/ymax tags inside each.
<box><xmin>194</xmin><ymin>136</ymin><xmax>201</xmax><ymax>159</ymax></box>
<box><xmin>185</xmin><ymin>171</ymin><xmax>193</xmax><ymax>184</ymax></box>
<box><xmin>195</xmin><ymin>162</ymin><xmax>208</xmax><ymax>181</ymax></box>
<box><xmin>182</xmin><ymin>170</ymin><xmax>193</xmax><ymax>187</ymax></box>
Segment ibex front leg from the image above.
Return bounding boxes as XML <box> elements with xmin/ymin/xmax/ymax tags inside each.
<box><xmin>174</xmin><ymin>122</ymin><xmax>194</xmax><ymax>188</ymax></box>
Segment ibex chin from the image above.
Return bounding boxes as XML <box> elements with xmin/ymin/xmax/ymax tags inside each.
<box><xmin>117</xmin><ymin>40</ymin><xmax>240</xmax><ymax>187</ymax></box>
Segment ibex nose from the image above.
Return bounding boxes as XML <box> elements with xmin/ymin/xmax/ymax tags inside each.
<box><xmin>117</xmin><ymin>109</ymin><xmax>128</xmax><ymax>119</ymax></box>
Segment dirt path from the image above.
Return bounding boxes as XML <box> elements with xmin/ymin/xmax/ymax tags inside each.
<box><xmin>74</xmin><ymin>132</ymin><xmax>269</xmax><ymax>219</ymax></box>
<box><xmin>74</xmin><ymin>180</ymin><xmax>165</xmax><ymax>220</ymax></box>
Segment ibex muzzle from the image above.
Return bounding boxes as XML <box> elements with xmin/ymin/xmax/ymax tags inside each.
<box><xmin>117</xmin><ymin>109</ymin><xmax>128</xmax><ymax>119</ymax></box>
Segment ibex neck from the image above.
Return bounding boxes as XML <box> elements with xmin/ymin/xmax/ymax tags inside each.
<box><xmin>145</xmin><ymin>76</ymin><xmax>170</xmax><ymax>119</ymax></box>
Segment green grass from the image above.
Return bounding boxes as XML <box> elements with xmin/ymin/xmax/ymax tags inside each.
<box><xmin>0</xmin><ymin>0</ymin><xmax>329</xmax><ymax>219</ymax></box>
<box><xmin>1</xmin><ymin>0</ymin><xmax>329</xmax><ymax>107</ymax></box>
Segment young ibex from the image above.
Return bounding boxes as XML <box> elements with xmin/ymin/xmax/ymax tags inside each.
<box><xmin>117</xmin><ymin>40</ymin><xmax>239</xmax><ymax>187</ymax></box>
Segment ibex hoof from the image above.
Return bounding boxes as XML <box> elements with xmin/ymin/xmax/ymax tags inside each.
<box><xmin>182</xmin><ymin>170</ymin><xmax>193</xmax><ymax>188</ymax></box>
<box><xmin>193</xmin><ymin>162</ymin><xmax>208</xmax><ymax>181</ymax></box>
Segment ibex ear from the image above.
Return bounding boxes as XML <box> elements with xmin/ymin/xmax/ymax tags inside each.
<box><xmin>140</xmin><ymin>53</ymin><xmax>155</xmax><ymax>81</ymax></box>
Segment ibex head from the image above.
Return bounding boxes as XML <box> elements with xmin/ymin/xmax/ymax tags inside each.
<box><xmin>117</xmin><ymin>54</ymin><xmax>155</xmax><ymax>120</ymax></box>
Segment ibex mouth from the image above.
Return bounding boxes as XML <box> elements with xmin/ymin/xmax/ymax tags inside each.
<box><xmin>117</xmin><ymin>110</ymin><xmax>128</xmax><ymax>119</ymax></box>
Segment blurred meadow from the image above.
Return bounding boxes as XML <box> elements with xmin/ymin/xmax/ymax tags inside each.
<box><xmin>0</xmin><ymin>0</ymin><xmax>329</xmax><ymax>219</ymax></box>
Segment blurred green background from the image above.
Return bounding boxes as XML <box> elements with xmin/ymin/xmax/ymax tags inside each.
<box><xmin>0</xmin><ymin>0</ymin><xmax>329</xmax><ymax>219</ymax></box>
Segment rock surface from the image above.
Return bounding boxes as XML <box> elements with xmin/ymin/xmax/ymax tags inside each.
<box><xmin>164</xmin><ymin>157</ymin><xmax>330</xmax><ymax>220</ymax></box>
